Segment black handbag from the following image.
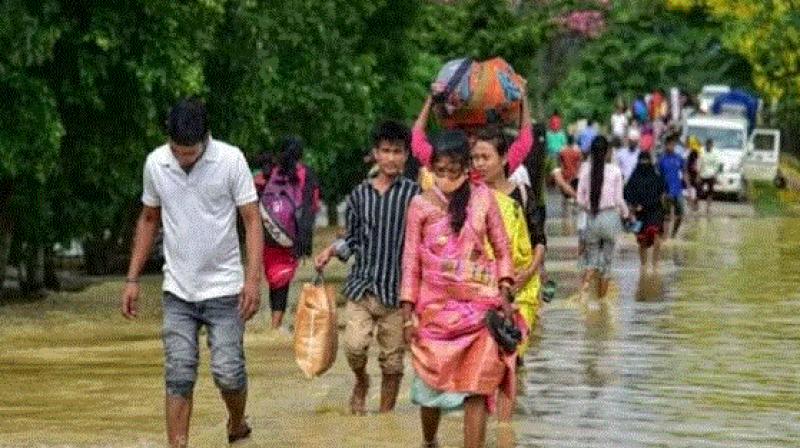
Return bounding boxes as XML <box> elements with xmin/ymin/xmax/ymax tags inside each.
<box><xmin>485</xmin><ymin>309</ymin><xmax>522</xmax><ymax>354</ymax></box>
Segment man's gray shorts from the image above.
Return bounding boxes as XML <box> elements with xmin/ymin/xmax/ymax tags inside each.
<box><xmin>162</xmin><ymin>292</ymin><xmax>247</xmax><ymax>397</ymax></box>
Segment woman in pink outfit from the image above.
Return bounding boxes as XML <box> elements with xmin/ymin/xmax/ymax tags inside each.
<box><xmin>400</xmin><ymin>130</ymin><xmax>517</xmax><ymax>448</ymax></box>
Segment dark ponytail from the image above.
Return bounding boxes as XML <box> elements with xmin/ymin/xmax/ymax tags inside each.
<box><xmin>432</xmin><ymin>130</ymin><xmax>472</xmax><ymax>234</ymax></box>
<box><xmin>277</xmin><ymin>135</ymin><xmax>303</xmax><ymax>184</ymax></box>
<box><xmin>589</xmin><ymin>135</ymin><xmax>609</xmax><ymax>216</ymax></box>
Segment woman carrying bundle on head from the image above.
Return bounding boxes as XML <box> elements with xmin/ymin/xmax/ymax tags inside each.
<box><xmin>411</xmin><ymin>84</ymin><xmax>532</xmax><ymax>190</ymax></box>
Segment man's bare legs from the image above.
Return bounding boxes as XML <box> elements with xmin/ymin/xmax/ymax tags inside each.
<box><xmin>166</xmin><ymin>395</ymin><xmax>193</xmax><ymax>448</ymax></box>
<box><xmin>221</xmin><ymin>390</ymin><xmax>249</xmax><ymax>438</ymax></box>
<box><xmin>639</xmin><ymin>244</ymin><xmax>649</xmax><ymax>273</ymax></box>
<box><xmin>579</xmin><ymin>269</ymin><xmax>595</xmax><ymax>304</ymax></box>
<box><xmin>464</xmin><ymin>395</ymin><xmax>488</xmax><ymax>448</ymax></box>
<box><xmin>350</xmin><ymin>367</ymin><xmax>370</xmax><ymax>415</ymax></box>
<box><xmin>597</xmin><ymin>276</ymin><xmax>610</xmax><ymax>299</ymax></box>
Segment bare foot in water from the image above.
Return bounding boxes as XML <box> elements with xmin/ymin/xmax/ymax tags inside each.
<box><xmin>350</xmin><ymin>374</ymin><xmax>369</xmax><ymax>415</ymax></box>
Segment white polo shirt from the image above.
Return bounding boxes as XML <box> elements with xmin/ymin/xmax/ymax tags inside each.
<box><xmin>142</xmin><ymin>139</ymin><xmax>257</xmax><ymax>302</ymax></box>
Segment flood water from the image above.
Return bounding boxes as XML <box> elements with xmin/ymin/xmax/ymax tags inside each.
<box><xmin>1</xmin><ymin>212</ymin><xmax>799</xmax><ymax>447</ymax></box>
<box><xmin>521</xmin><ymin>216</ymin><xmax>800</xmax><ymax>447</ymax></box>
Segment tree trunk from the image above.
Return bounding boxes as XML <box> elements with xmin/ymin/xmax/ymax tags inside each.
<box><xmin>0</xmin><ymin>228</ymin><xmax>11</xmax><ymax>290</ymax></box>
<box><xmin>0</xmin><ymin>178</ymin><xmax>13</xmax><ymax>291</ymax></box>
<box><xmin>326</xmin><ymin>201</ymin><xmax>339</xmax><ymax>227</ymax></box>
<box><xmin>20</xmin><ymin>244</ymin><xmax>45</xmax><ymax>294</ymax></box>
<box><xmin>44</xmin><ymin>247</ymin><xmax>60</xmax><ymax>291</ymax></box>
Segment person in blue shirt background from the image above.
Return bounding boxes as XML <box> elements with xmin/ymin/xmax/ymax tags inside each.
<box><xmin>579</xmin><ymin>118</ymin><xmax>599</xmax><ymax>154</ymax></box>
<box><xmin>658</xmin><ymin>134</ymin><xmax>686</xmax><ymax>238</ymax></box>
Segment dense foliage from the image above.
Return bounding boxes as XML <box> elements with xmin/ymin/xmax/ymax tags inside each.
<box><xmin>1</xmin><ymin>0</ymin><xmax>793</xmax><ymax>289</ymax></box>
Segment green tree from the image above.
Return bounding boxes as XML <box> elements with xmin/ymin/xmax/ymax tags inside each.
<box><xmin>0</xmin><ymin>0</ymin><xmax>64</xmax><ymax>290</ymax></box>
<box><xmin>548</xmin><ymin>0</ymin><xmax>752</xmax><ymax>123</ymax></box>
<box><xmin>205</xmin><ymin>0</ymin><xmax>412</xmax><ymax>220</ymax></box>
<box><xmin>42</xmin><ymin>0</ymin><xmax>224</xmax><ymax>275</ymax></box>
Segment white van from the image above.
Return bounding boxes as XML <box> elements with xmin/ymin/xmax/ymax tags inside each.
<box><xmin>684</xmin><ymin>116</ymin><xmax>782</xmax><ymax>200</ymax></box>
<box><xmin>744</xmin><ymin>129</ymin><xmax>782</xmax><ymax>184</ymax></box>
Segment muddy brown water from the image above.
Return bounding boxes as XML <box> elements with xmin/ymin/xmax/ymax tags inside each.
<box><xmin>1</xmin><ymin>214</ymin><xmax>799</xmax><ymax>447</ymax></box>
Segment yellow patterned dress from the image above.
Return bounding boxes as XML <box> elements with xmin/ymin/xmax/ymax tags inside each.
<box><xmin>487</xmin><ymin>190</ymin><xmax>540</xmax><ymax>357</ymax></box>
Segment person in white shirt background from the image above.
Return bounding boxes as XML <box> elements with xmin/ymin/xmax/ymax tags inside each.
<box><xmin>611</xmin><ymin>103</ymin><xmax>629</xmax><ymax>140</ymax></box>
<box><xmin>615</xmin><ymin>128</ymin><xmax>641</xmax><ymax>184</ymax></box>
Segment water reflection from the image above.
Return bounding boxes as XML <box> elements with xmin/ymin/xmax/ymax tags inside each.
<box><xmin>523</xmin><ymin>217</ymin><xmax>800</xmax><ymax>447</ymax></box>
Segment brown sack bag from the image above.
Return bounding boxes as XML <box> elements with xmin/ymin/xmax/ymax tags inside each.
<box><xmin>294</xmin><ymin>274</ymin><xmax>338</xmax><ymax>378</ymax></box>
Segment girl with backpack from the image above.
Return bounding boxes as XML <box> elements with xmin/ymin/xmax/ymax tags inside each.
<box><xmin>254</xmin><ymin>136</ymin><xmax>320</xmax><ymax>329</ymax></box>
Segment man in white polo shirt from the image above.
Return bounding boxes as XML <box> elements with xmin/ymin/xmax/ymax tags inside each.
<box><xmin>120</xmin><ymin>99</ymin><xmax>263</xmax><ymax>447</ymax></box>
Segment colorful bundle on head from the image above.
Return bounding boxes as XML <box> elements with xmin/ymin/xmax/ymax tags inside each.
<box><xmin>432</xmin><ymin>57</ymin><xmax>525</xmax><ymax>130</ymax></box>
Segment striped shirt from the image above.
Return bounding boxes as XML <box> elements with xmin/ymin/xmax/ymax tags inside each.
<box><xmin>337</xmin><ymin>177</ymin><xmax>420</xmax><ymax>308</ymax></box>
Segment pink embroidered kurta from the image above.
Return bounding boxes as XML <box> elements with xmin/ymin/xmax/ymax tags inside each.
<box><xmin>400</xmin><ymin>183</ymin><xmax>516</xmax><ymax>398</ymax></box>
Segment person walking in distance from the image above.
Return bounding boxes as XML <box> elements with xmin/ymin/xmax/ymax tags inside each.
<box><xmin>576</xmin><ymin>136</ymin><xmax>630</xmax><ymax>304</ymax></box>
<box><xmin>698</xmin><ymin>138</ymin><xmax>723</xmax><ymax>215</ymax></box>
<box><xmin>624</xmin><ymin>152</ymin><xmax>667</xmax><ymax>273</ymax></box>
<box><xmin>658</xmin><ymin>134</ymin><xmax>686</xmax><ymax>238</ymax></box>
<box><xmin>254</xmin><ymin>136</ymin><xmax>320</xmax><ymax>330</ymax></box>
<box><xmin>315</xmin><ymin>121</ymin><xmax>421</xmax><ymax>415</ymax></box>
<box><xmin>120</xmin><ymin>99</ymin><xmax>263</xmax><ymax>447</ymax></box>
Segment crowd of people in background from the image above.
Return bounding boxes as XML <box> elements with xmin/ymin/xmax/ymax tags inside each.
<box><xmin>121</xmin><ymin>89</ymin><xmax>728</xmax><ymax>447</ymax></box>
<box><xmin>546</xmin><ymin>89</ymin><xmax>725</xmax><ymax>275</ymax></box>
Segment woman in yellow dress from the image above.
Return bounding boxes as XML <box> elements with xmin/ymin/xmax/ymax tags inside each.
<box><xmin>471</xmin><ymin>127</ymin><xmax>545</xmax><ymax>422</ymax></box>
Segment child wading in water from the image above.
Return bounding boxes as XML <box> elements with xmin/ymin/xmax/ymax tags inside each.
<box><xmin>315</xmin><ymin>121</ymin><xmax>420</xmax><ymax>414</ymax></box>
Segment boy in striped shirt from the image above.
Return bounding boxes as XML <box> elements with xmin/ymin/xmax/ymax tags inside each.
<box><xmin>315</xmin><ymin>121</ymin><xmax>420</xmax><ymax>415</ymax></box>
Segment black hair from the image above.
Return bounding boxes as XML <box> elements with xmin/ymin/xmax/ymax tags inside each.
<box><xmin>567</xmin><ymin>134</ymin><xmax>575</xmax><ymax>145</ymax></box>
<box><xmin>637</xmin><ymin>151</ymin><xmax>652</xmax><ymax>164</ymax></box>
<box><xmin>525</xmin><ymin>123</ymin><xmax>548</xmax><ymax>205</ymax></box>
<box><xmin>705</xmin><ymin>138</ymin><xmax>714</xmax><ymax>147</ymax></box>
<box><xmin>276</xmin><ymin>135</ymin><xmax>304</xmax><ymax>184</ymax></box>
<box><xmin>372</xmin><ymin>120</ymin><xmax>411</xmax><ymax>152</ymax></box>
<box><xmin>431</xmin><ymin>130</ymin><xmax>471</xmax><ymax>234</ymax></box>
<box><xmin>475</xmin><ymin>126</ymin><xmax>510</xmax><ymax>156</ymax></box>
<box><xmin>166</xmin><ymin>98</ymin><xmax>209</xmax><ymax>146</ymax></box>
<box><xmin>589</xmin><ymin>135</ymin><xmax>609</xmax><ymax>216</ymax></box>
<box><xmin>665</xmin><ymin>134</ymin><xmax>679</xmax><ymax>145</ymax></box>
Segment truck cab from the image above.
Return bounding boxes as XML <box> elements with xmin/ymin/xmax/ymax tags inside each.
<box><xmin>684</xmin><ymin>115</ymin><xmax>749</xmax><ymax>199</ymax></box>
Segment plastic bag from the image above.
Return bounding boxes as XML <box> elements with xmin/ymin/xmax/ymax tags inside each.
<box><xmin>293</xmin><ymin>274</ymin><xmax>338</xmax><ymax>378</ymax></box>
